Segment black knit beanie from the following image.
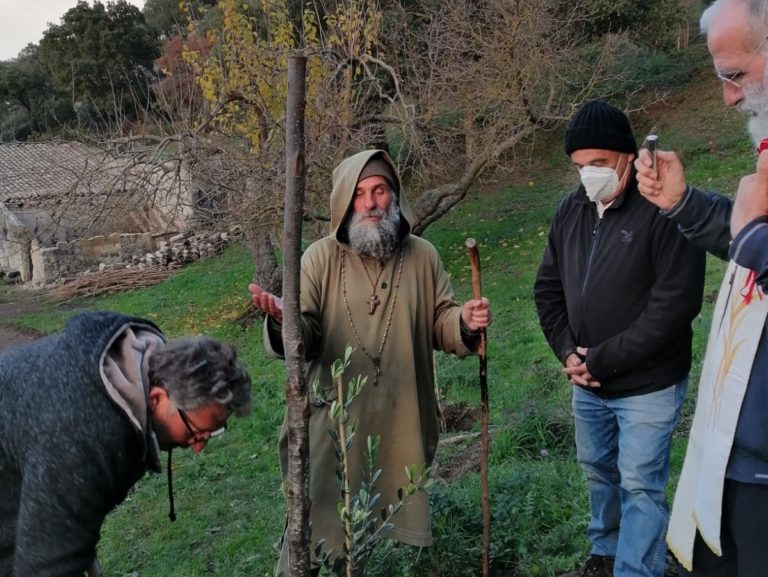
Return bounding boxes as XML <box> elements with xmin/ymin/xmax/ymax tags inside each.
<box><xmin>564</xmin><ymin>100</ymin><xmax>638</xmax><ymax>156</ymax></box>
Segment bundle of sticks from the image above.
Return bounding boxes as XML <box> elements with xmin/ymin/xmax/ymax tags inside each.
<box><xmin>48</xmin><ymin>266</ymin><xmax>179</xmax><ymax>303</ymax></box>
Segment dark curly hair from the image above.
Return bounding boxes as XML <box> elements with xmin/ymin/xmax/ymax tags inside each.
<box><xmin>148</xmin><ymin>337</ymin><xmax>251</xmax><ymax>416</ymax></box>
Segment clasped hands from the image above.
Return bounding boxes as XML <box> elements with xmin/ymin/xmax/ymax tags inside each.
<box><xmin>563</xmin><ymin>347</ymin><xmax>601</xmax><ymax>388</ymax></box>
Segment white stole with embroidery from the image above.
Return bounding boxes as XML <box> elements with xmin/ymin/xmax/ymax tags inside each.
<box><xmin>667</xmin><ymin>262</ymin><xmax>768</xmax><ymax>570</ymax></box>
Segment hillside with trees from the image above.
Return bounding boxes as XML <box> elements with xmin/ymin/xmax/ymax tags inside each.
<box><xmin>0</xmin><ymin>0</ymin><xmax>701</xmax><ymax>293</ymax></box>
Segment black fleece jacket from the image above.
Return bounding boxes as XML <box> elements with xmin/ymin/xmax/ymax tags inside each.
<box><xmin>534</xmin><ymin>180</ymin><xmax>706</xmax><ymax>398</ymax></box>
<box><xmin>0</xmin><ymin>312</ymin><xmax>164</xmax><ymax>577</ymax></box>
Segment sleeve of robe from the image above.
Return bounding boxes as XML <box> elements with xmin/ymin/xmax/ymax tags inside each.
<box><xmin>425</xmin><ymin>242</ymin><xmax>475</xmax><ymax>358</ymax></box>
<box><xmin>730</xmin><ymin>215</ymin><xmax>768</xmax><ymax>292</ymax></box>
<box><xmin>666</xmin><ymin>186</ymin><xmax>732</xmax><ymax>261</ymax></box>
<box><xmin>262</xmin><ymin>246</ymin><xmax>325</xmax><ymax>360</ymax></box>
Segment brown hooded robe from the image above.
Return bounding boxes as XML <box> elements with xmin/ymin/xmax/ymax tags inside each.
<box><xmin>265</xmin><ymin>150</ymin><xmax>476</xmax><ymax>570</ymax></box>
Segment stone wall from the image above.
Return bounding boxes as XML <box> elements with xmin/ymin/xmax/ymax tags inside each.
<box><xmin>31</xmin><ymin>228</ymin><xmax>239</xmax><ymax>285</ymax></box>
<box><xmin>0</xmin><ymin>202</ymin><xmax>31</xmax><ymax>281</ymax></box>
<box><xmin>32</xmin><ymin>232</ymin><xmax>157</xmax><ymax>285</ymax></box>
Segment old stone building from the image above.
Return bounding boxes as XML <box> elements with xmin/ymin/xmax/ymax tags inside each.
<box><xmin>0</xmin><ymin>142</ymin><xmax>192</xmax><ymax>282</ymax></box>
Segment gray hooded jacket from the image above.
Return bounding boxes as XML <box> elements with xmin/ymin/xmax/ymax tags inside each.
<box><xmin>0</xmin><ymin>312</ymin><xmax>165</xmax><ymax>577</ymax></box>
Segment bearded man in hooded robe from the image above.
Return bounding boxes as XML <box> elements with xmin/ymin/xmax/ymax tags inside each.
<box><xmin>249</xmin><ymin>149</ymin><xmax>492</xmax><ymax>575</ymax></box>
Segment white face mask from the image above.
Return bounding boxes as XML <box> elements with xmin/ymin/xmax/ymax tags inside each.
<box><xmin>579</xmin><ymin>157</ymin><xmax>624</xmax><ymax>203</ymax></box>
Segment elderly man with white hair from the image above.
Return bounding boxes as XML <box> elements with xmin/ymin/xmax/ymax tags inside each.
<box><xmin>635</xmin><ymin>1</ymin><xmax>768</xmax><ymax>575</ymax></box>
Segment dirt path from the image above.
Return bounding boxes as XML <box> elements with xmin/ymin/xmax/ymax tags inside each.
<box><xmin>0</xmin><ymin>284</ymin><xmax>47</xmax><ymax>352</ymax></box>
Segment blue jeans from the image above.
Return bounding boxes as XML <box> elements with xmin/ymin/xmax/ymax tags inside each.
<box><xmin>572</xmin><ymin>380</ymin><xmax>687</xmax><ymax>577</ymax></box>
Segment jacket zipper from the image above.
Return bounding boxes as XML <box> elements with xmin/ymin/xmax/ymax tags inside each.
<box><xmin>581</xmin><ymin>218</ymin><xmax>602</xmax><ymax>299</ymax></box>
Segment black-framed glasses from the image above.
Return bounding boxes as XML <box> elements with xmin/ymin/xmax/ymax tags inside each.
<box><xmin>177</xmin><ymin>407</ymin><xmax>226</xmax><ymax>440</ymax></box>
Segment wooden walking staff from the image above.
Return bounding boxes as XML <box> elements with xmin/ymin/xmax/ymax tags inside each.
<box><xmin>465</xmin><ymin>237</ymin><xmax>490</xmax><ymax>577</ymax></box>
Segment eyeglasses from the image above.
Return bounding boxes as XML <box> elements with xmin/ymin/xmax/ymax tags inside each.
<box><xmin>716</xmin><ymin>37</ymin><xmax>768</xmax><ymax>89</ymax></box>
<box><xmin>177</xmin><ymin>407</ymin><xmax>226</xmax><ymax>441</ymax></box>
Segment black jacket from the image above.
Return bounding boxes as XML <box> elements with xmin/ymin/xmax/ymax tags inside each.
<box><xmin>0</xmin><ymin>312</ymin><xmax>164</xmax><ymax>577</ymax></box>
<box><xmin>534</xmin><ymin>180</ymin><xmax>706</xmax><ymax>398</ymax></box>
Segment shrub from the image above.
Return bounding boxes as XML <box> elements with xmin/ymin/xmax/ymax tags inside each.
<box><xmin>366</xmin><ymin>461</ymin><xmax>589</xmax><ymax>577</ymax></box>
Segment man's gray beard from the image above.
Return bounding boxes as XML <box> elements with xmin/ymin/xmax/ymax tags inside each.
<box><xmin>741</xmin><ymin>68</ymin><xmax>768</xmax><ymax>145</ymax></box>
<box><xmin>346</xmin><ymin>202</ymin><xmax>401</xmax><ymax>260</ymax></box>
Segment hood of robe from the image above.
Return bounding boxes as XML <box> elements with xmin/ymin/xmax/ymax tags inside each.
<box><xmin>329</xmin><ymin>149</ymin><xmax>414</xmax><ymax>243</ymax></box>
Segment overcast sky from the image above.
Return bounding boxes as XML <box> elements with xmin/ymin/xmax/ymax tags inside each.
<box><xmin>0</xmin><ymin>0</ymin><xmax>145</xmax><ymax>61</ymax></box>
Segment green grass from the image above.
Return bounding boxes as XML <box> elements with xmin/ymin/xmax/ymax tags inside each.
<box><xmin>18</xmin><ymin>246</ymin><xmax>256</xmax><ymax>339</ymax></box>
<box><xmin>8</xmin><ymin>42</ymin><xmax>756</xmax><ymax>577</ymax></box>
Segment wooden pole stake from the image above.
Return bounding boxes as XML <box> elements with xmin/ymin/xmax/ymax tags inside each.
<box><xmin>465</xmin><ymin>237</ymin><xmax>490</xmax><ymax>577</ymax></box>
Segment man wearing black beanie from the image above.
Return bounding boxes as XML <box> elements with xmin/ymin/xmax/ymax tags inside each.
<box><xmin>534</xmin><ymin>100</ymin><xmax>706</xmax><ymax>577</ymax></box>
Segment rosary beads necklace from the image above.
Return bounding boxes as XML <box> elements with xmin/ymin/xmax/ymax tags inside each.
<box><xmin>340</xmin><ymin>246</ymin><xmax>405</xmax><ymax>386</ymax></box>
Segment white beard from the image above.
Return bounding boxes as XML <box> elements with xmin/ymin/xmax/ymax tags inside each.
<box><xmin>740</xmin><ymin>70</ymin><xmax>768</xmax><ymax>145</ymax></box>
<box><xmin>346</xmin><ymin>201</ymin><xmax>401</xmax><ymax>260</ymax></box>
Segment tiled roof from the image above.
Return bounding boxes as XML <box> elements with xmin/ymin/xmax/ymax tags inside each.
<box><xmin>0</xmin><ymin>142</ymin><xmax>187</xmax><ymax>208</ymax></box>
<box><xmin>0</xmin><ymin>142</ymin><xmax>112</xmax><ymax>200</ymax></box>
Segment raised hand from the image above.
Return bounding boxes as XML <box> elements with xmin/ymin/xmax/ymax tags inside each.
<box><xmin>732</xmin><ymin>150</ymin><xmax>768</xmax><ymax>238</ymax></box>
<box><xmin>248</xmin><ymin>283</ymin><xmax>284</xmax><ymax>322</ymax></box>
<box><xmin>634</xmin><ymin>148</ymin><xmax>688</xmax><ymax>211</ymax></box>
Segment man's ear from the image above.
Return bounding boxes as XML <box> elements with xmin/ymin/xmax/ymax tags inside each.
<box><xmin>148</xmin><ymin>386</ymin><xmax>168</xmax><ymax>412</ymax></box>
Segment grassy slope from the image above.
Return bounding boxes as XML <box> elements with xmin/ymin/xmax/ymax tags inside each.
<box><xmin>12</xmin><ymin>47</ymin><xmax>752</xmax><ymax>577</ymax></box>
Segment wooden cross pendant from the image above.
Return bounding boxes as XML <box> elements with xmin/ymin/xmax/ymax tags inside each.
<box><xmin>367</xmin><ymin>293</ymin><xmax>381</xmax><ymax>314</ymax></box>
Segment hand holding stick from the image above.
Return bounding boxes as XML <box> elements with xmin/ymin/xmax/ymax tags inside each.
<box><xmin>465</xmin><ymin>237</ymin><xmax>490</xmax><ymax>577</ymax></box>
